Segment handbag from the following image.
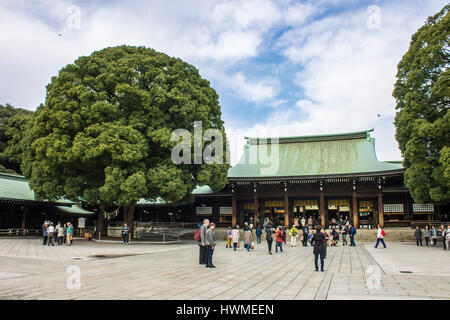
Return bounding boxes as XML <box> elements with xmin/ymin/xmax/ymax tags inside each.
<box><xmin>250</xmin><ymin>241</ymin><xmax>254</xmax><ymax>249</ymax></box>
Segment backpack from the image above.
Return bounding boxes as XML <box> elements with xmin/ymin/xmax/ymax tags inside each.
<box><xmin>381</xmin><ymin>229</ymin><xmax>385</xmax><ymax>237</ymax></box>
<box><xmin>194</xmin><ymin>227</ymin><xmax>202</xmax><ymax>242</ymax></box>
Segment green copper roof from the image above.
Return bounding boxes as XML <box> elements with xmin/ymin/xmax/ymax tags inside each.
<box><xmin>0</xmin><ymin>172</ymin><xmax>74</xmax><ymax>204</ymax></box>
<box><xmin>228</xmin><ymin>129</ymin><xmax>404</xmax><ymax>179</ymax></box>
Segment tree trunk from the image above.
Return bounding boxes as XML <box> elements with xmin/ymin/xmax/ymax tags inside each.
<box><xmin>96</xmin><ymin>204</ymin><xmax>108</xmax><ymax>236</ymax></box>
<box><xmin>123</xmin><ymin>204</ymin><xmax>135</xmax><ymax>239</ymax></box>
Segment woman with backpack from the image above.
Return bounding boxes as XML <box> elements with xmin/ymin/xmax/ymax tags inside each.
<box><xmin>375</xmin><ymin>225</ymin><xmax>386</xmax><ymax>248</ymax></box>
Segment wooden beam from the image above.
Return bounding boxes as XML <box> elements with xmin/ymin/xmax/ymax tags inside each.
<box><xmin>378</xmin><ymin>192</ymin><xmax>384</xmax><ymax>227</ymax></box>
<box><xmin>284</xmin><ymin>193</ymin><xmax>289</xmax><ymax>228</ymax></box>
<box><xmin>254</xmin><ymin>191</ymin><xmax>259</xmax><ymax>225</ymax></box>
<box><xmin>232</xmin><ymin>195</ymin><xmax>237</xmax><ymax>228</ymax></box>
<box><xmin>320</xmin><ymin>192</ymin><xmax>326</xmax><ymax>228</ymax></box>
<box><xmin>352</xmin><ymin>192</ymin><xmax>359</xmax><ymax>228</ymax></box>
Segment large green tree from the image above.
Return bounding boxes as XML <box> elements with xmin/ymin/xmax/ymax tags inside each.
<box><xmin>0</xmin><ymin>104</ymin><xmax>33</xmax><ymax>174</ymax></box>
<box><xmin>23</xmin><ymin>45</ymin><xmax>229</xmax><ymax>235</ymax></box>
<box><xmin>393</xmin><ymin>5</ymin><xmax>449</xmax><ymax>204</ymax></box>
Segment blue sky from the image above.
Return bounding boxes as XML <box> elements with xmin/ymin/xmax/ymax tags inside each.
<box><xmin>0</xmin><ymin>0</ymin><xmax>448</xmax><ymax>165</ymax></box>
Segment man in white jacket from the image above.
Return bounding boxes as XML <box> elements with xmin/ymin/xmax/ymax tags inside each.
<box><xmin>374</xmin><ymin>225</ymin><xmax>386</xmax><ymax>248</ymax></box>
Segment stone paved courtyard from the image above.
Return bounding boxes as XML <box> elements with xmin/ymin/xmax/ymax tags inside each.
<box><xmin>0</xmin><ymin>238</ymin><xmax>449</xmax><ymax>300</ymax></box>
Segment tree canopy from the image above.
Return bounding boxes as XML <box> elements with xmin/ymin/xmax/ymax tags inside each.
<box><xmin>23</xmin><ymin>45</ymin><xmax>229</xmax><ymax>209</ymax></box>
<box><xmin>0</xmin><ymin>104</ymin><xmax>33</xmax><ymax>175</ymax></box>
<box><xmin>393</xmin><ymin>5</ymin><xmax>450</xmax><ymax>204</ymax></box>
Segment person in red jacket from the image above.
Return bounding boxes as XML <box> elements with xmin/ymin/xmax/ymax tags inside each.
<box><xmin>275</xmin><ymin>227</ymin><xmax>284</xmax><ymax>253</ymax></box>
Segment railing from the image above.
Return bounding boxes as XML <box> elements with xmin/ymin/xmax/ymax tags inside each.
<box><xmin>136</xmin><ymin>229</ymin><xmax>180</xmax><ymax>242</ymax></box>
<box><xmin>0</xmin><ymin>229</ymin><xmax>41</xmax><ymax>236</ymax></box>
<box><xmin>108</xmin><ymin>221</ymin><xmax>198</xmax><ymax>230</ymax></box>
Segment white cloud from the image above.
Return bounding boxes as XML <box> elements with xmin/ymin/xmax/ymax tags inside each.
<box><xmin>226</xmin><ymin>72</ymin><xmax>280</xmax><ymax>103</ymax></box>
<box><xmin>0</xmin><ymin>0</ymin><xmax>283</xmax><ymax>108</ymax></box>
<box><xmin>226</xmin><ymin>0</ymin><xmax>449</xmax><ymax>164</ymax></box>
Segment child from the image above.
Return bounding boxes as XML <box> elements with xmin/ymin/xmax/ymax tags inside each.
<box><xmin>255</xmin><ymin>226</ymin><xmax>262</xmax><ymax>244</ymax></box>
<box><xmin>244</xmin><ymin>229</ymin><xmax>253</xmax><ymax>252</ymax></box>
<box><xmin>331</xmin><ymin>227</ymin><xmax>339</xmax><ymax>246</ymax></box>
<box><xmin>226</xmin><ymin>227</ymin><xmax>232</xmax><ymax>248</ymax></box>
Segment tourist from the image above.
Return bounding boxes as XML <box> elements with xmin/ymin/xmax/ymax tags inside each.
<box><xmin>54</xmin><ymin>222</ymin><xmax>61</xmax><ymax>243</ymax></box>
<box><xmin>317</xmin><ymin>216</ymin><xmax>322</xmax><ymax>227</ymax></box>
<box><xmin>341</xmin><ymin>224</ymin><xmax>348</xmax><ymax>246</ymax></box>
<box><xmin>121</xmin><ymin>223</ymin><xmax>129</xmax><ymax>244</ymax></box>
<box><xmin>323</xmin><ymin>228</ymin><xmax>329</xmax><ymax>247</ymax></box>
<box><xmin>255</xmin><ymin>225</ymin><xmax>262</xmax><ymax>244</ymax></box>
<box><xmin>375</xmin><ymin>225</ymin><xmax>386</xmax><ymax>248</ymax></box>
<box><xmin>446</xmin><ymin>225</ymin><xmax>450</xmax><ymax>251</ymax></box>
<box><xmin>331</xmin><ymin>227</ymin><xmax>339</xmax><ymax>246</ymax></box>
<box><xmin>266</xmin><ymin>223</ymin><xmax>274</xmax><ymax>255</ymax></box>
<box><xmin>430</xmin><ymin>226</ymin><xmax>438</xmax><ymax>246</ymax></box>
<box><xmin>414</xmin><ymin>226</ymin><xmax>423</xmax><ymax>246</ymax></box>
<box><xmin>244</xmin><ymin>228</ymin><xmax>253</xmax><ymax>252</ymax></box>
<box><xmin>441</xmin><ymin>225</ymin><xmax>447</xmax><ymax>250</ymax></box>
<box><xmin>302</xmin><ymin>225</ymin><xmax>309</xmax><ymax>247</ymax></box>
<box><xmin>205</xmin><ymin>223</ymin><xmax>216</xmax><ymax>268</ymax></box>
<box><xmin>282</xmin><ymin>226</ymin><xmax>287</xmax><ymax>245</ymax></box>
<box><xmin>301</xmin><ymin>215</ymin><xmax>306</xmax><ymax>227</ymax></box>
<box><xmin>368</xmin><ymin>216</ymin><xmax>373</xmax><ymax>230</ymax></box>
<box><xmin>42</xmin><ymin>221</ymin><xmax>48</xmax><ymax>245</ymax></box>
<box><xmin>231</xmin><ymin>225</ymin><xmax>240</xmax><ymax>251</ymax></box>
<box><xmin>308</xmin><ymin>216</ymin><xmax>313</xmax><ymax>228</ymax></box>
<box><xmin>63</xmin><ymin>223</ymin><xmax>67</xmax><ymax>244</ymax></box>
<box><xmin>66</xmin><ymin>222</ymin><xmax>73</xmax><ymax>246</ymax></box>
<box><xmin>198</xmin><ymin>219</ymin><xmax>209</xmax><ymax>264</ymax></box>
<box><xmin>423</xmin><ymin>226</ymin><xmax>431</xmax><ymax>247</ymax></box>
<box><xmin>57</xmin><ymin>223</ymin><xmax>64</xmax><ymax>245</ymax></box>
<box><xmin>348</xmin><ymin>224</ymin><xmax>356</xmax><ymax>246</ymax></box>
<box><xmin>331</xmin><ymin>217</ymin><xmax>336</xmax><ymax>228</ymax></box>
<box><xmin>264</xmin><ymin>218</ymin><xmax>269</xmax><ymax>233</ymax></box>
<box><xmin>226</xmin><ymin>227</ymin><xmax>232</xmax><ymax>248</ymax></box>
<box><xmin>249</xmin><ymin>217</ymin><xmax>254</xmax><ymax>230</ymax></box>
<box><xmin>312</xmin><ymin>226</ymin><xmax>326</xmax><ymax>272</ymax></box>
<box><xmin>275</xmin><ymin>227</ymin><xmax>284</xmax><ymax>253</ymax></box>
<box><xmin>47</xmin><ymin>222</ymin><xmax>55</xmax><ymax>246</ymax></box>
<box><xmin>290</xmin><ymin>225</ymin><xmax>299</xmax><ymax>247</ymax></box>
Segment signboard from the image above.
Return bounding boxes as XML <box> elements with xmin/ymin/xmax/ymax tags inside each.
<box><xmin>78</xmin><ymin>217</ymin><xmax>86</xmax><ymax>228</ymax></box>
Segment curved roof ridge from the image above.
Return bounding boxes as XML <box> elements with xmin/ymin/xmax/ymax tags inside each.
<box><xmin>245</xmin><ymin>129</ymin><xmax>374</xmax><ymax>144</ymax></box>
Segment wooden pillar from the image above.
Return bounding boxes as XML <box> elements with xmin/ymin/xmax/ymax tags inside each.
<box><xmin>352</xmin><ymin>192</ymin><xmax>359</xmax><ymax>228</ymax></box>
<box><xmin>21</xmin><ymin>207</ymin><xmax>27</xmax><ymax>230</ymax></box>
<box><xmin>284</xmin><ymin>193</ymin><xmax>289</xmax><ymax>228</ymax></box>
<box><xmin>254</xmin><ymin>191</ymin><xmax>259</xmax><ymax>224</ymax></box>
<box><xmin>404</xmin><ymin>195</ymin><xmax>413</xmax><ymax>223</ymax></box>
<box><xmin>378</xmin><ymin>192</ymin><xmax>384</xmax><ymax>227</ymax></box>
<box><xmin>232</xmin><ymin>195</ymin><xmax>237</xmax><ymax>228</ymax></box>
<box><xmin>319</xmin><ymin>192</ymin><xmax>326</xmax><ymax>228</ymax></box>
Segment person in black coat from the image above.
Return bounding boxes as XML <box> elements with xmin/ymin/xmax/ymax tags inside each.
<box><xmin>312</xmin><ymin>225</ymin><xmax>326</xmax><ymax>272</ymax></box>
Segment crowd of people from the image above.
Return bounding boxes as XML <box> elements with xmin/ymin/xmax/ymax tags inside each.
<box><xmin>196</xmin><ymin>216</ymin><xmax>450</xmax><ymax>272</ymax></box>
<box><xmin>42</xmin><ymin>220</ymin><xmax>74</xmax><ymax>246</ymax></box>
<box><xmin>414</xmin><ymin>224</ymin><xmax>450</xmax><ymax>249</ymax></box>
